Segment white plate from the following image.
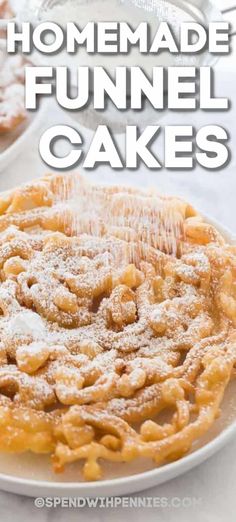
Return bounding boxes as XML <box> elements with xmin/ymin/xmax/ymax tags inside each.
<box><xmin>0</xmin><ymin>216</ymin><xmax>235</xmax><ymax>498</ymax></box>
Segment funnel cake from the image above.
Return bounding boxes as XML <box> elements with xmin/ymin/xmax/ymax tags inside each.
<box><xmin>0</xmin><ymin>51</ymin><xmax>27</xmax><ymax>134</ymax></box>
<box><xmin>0</xmin><ymin>0</ymin><xmax>13</xmax><ymax>19</ymax></box>
<box><xmin>0</xmin><ymin>173</ymin><xmax>235</xmax><ymax>481</ymax></box>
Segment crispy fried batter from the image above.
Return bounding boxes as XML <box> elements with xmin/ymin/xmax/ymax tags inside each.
<box><xmin>0</xmin><ymin>173</ymin><xmax>235</xmax><ymax>481</ymax></box>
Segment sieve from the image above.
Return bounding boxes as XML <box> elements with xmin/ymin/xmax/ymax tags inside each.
<box><xmin>1</xmin><ymin>0</ymin><xmax>235</xmax><ymax>56</ymax></box>
<box><xmin>0</xmin><ymin>0</ymin><xmax>235</xmax><ymax>131</ymax></box>
<box><xmin>38</xmin><ymin>0</ymin><xmax>236</xmax><ymax>37</ymax></box>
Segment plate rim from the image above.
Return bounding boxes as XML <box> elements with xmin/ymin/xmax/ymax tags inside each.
<box><xmin>0</xmin><ymin>417</ymin><xmax>236</xmax><ymax>493</ymax></box>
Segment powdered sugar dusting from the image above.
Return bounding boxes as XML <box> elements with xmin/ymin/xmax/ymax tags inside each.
<box><xmin>0</xmin><ymin>51</ymin><xmax>28</xmax><ymax>134</ymax></box>
<box><xmin>0</xmin><ymin>174</ymin><xmax>235</xmax><ymax>479</ymax></box>
<box><xmin>7</xmin><ymin>311</ymin><xmax>46</xmax><ymax>339</ymax></box>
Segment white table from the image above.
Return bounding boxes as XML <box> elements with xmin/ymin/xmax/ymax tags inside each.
<box><xmin>0</xmin><ymin>1</ymin><xmax>236</xmax><ymax>520</ymax></box>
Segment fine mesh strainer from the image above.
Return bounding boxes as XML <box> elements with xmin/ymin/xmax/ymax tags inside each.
<box><xmin>10</xmin><ymin>0</ymin><xmax>236</xmax><ymax>36</ymax></box>
<box><xmin>2</xmin><ymin>0</ymin><xmax>236</xmax><ymax>44</ymax></box>
<box><xmin>0</xmin><ymin>0</ymin><xmax>235</xmax><ymax>130</ymax></box>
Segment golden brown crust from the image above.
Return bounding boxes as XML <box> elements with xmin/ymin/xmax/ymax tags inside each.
<box><xmin>0</xmin><ymin>173</ymin><xmax>235</xmax><ymax>481</ymax></box>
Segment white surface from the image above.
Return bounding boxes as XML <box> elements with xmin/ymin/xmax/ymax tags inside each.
<box><xmin>0</xmin><ymin>0</ymin><xmax>236</xmax><ymax>520</ymax></box>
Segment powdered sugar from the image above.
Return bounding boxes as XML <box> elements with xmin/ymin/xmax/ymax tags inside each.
<box><xmin>0</xmin><ymin>51</ymin><xmax>28</xmax><ymax>134</ymax></box>
<box><xmin>0</xmin><ymin>175</ymin><xmax>235</xmax><ymax>480</ymax></box>
<box><xmin>7</xmin><ymin>311</ymin><xmax>46</xmax><ymax>339</ymax></box>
